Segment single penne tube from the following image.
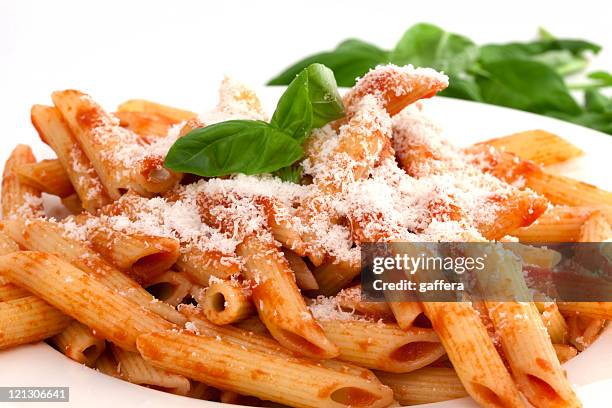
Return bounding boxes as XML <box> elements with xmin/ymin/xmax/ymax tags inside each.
<box><xmin>567</xmin><ymin>316</ymin><xmax>606</xmax><ymax>351</ymax></box>
<box><xmin>111</xmin><ymin>345</ymin><xmax>191</xmax><ymax>396</ymax></box>
<box><xmin>0</xmin><ymin>251</ymin><xmax>173</xmax><ymax>351</ymax></box>
<box><xmin>526</xmin><ymin>171</ymin><xmax>612</xmax><ymax>207</ymax></box>
<box><xmin>468</xmin><ymin>245</ymin><xmax>580</xmax><ymax>408</ymax></box>
<box><xmin>201</xmin><ymin>279</ymin><xmax>255</xmax><ymax>325</ymax></box>
<box><xmin>557</xmin><ymin>302</ymin><xmax>612</xmax><ymax>320</ymax></box>
<box><xmin>2</xmin><ymin>217</ymin><xmax>185</xmax><ymax>325</ymax></box>
<box><xmin>553</xmin><ymin>344</ymin><xmax>578</xmax><ymax>364</ymax></box>
<box><xmin>481</xmin><ymin>130</ymin><xmax>583</xmax><ymax>166</ymax></box>
<box><xmin>387</xmin><ymin>301</ymin><xmax>424</xmax><ymax>329</ymax></box>
<box><xmin>504</xmin><ymin>243</ymin><xmax>562</xmax><ymax>269</ymax></box>
<box><xmin>336</xmin><ymin>286</ymin><xmax>395</xmax><ymax>321</ymax></box>
<box><xmin>317</xmin><ymin>319</ymin><xmax>445</xmax><ymax>373</ymax></box>
<box><xmin>137</xmin><ymin>330</ymin><xmax>394</xmax><ymax>408</ymax></box>
<box><xmin>578</xmin><ymin>210</ymin><xmax>612</xmax><ymax>241</ymax></box>
<box><xmin>283</xmin><ymin>248</ymin><xmax>319</xmax><ymax>291</ymax></box>
<box><xmin>376</xmin><ymin>367</ymin><xmax>468</xmax><ymax>406</ymax></box>
<box><xmin>237</xmin><ymin>235</ymin><xmax>340</xmax><ymax>359</ymax></box>
<box><xmin>342</xmin><ymin>64</ymin><xmax>448</xmax><ymax>117</ymax></box>
<box><xmin>512</xmin><ymin>206</ymin><xmax>597</xmax><ymax>242</ymax></box>
<box><xmin>0</xmin><ymin>283</ymin><xmax>30</xmax><ymax>301</ymax></box>
<box><xmin>1</xmin><ymin>144</ymin><xmax>44</xmax><ymax>218</ymax></box>
<box><xmin>174</xmin><ymin>248</ymin><xmax>240</xmax><ymax>285</ymax></box>
<box><xmin>143</xmin><ymin>270</ymin><xmax>193</xmax><ymax>307</ymax></box>
<box><xmin>313</xmin><ymin>258</ymin><xmax>361</xmax><ymax>296</ymax></box>
<box><xmin>537</xmin><ymin>302</ymin><xmax>569</xmax><ymax>344</ymax></box>
<box><xmin>0</xmin><ymin>296</ymin><xmax>72</xmax><ymax>350</ymax></box>
<box><xmin>84</xmin><ymin>221</ymin><xmax>180</xmax><ymax>281</ymax></box>
<box><xmin>116</xmin><ymin>99</ymin><xmax>196</xmax><ymax>123</ymax></box>
<box><xmin>16</xmin><ymin>159</ymin><xmax>74</xmax><ymax>198</ymax></box>
<box><xmin>30</xmin><ymin>104</ymin><xmax>110</xmax><ymax>212</ymax></box>
<box><xmin>51</xmin><ymin>90</ymin><xmax>132</xmax><ymax>198</ymax></box>
<box><xmin>51</xmin><ymin>321</ymin><xmax>106</xmax><ymax>367</ymax></box>
<box><xmin>115</xmin><ymin>110</ymin><xmax>177</xmax><ymax>138</ymax></box>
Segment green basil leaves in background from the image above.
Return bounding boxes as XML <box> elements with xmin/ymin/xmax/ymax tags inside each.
<box><xmin>268</xmin><ymin>39</ymin><xmax>390</xmax><ymax>87</ymax></box>
<box><xmin>165</xmin><ymin>63</ymin><xmax>344</xmax><ymax>180</ymax></box>
<box><xmin>268</xmin><ymin>23</ymin><xmax>612</xmax><ymax>135</ymax></box>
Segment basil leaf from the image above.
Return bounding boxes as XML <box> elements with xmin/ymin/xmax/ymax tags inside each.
<box><xmin>477</xmin><ymin>59</ymin><xmax>581</xmax><ymax>115</ymax></box>
<box><xmin>271</xmin><ymin>63</ymin><xmax>344</xmax><ymax>143</ymax></box>
<box><xmin>273</xmin><ymin>164</ymin><xmax>303</xmax><ymax>183</ymax></box>
<box><xmin>585</xmin><ymin>90</ymin><xmax>611</xmax><ymax>113</ymax></box>
<box><xmin>164</xmin><ymin>120</ymin><xmax>303</xmax><ymax>177</ymax></box>
<box><xmin>268</xmin><ymin>39</ymin><xmax>389</xmax><ymax>87</ymax></box>
<box><xmin>588</xmin><ymin>71</ymin><xmax>612</xmax><ymax>88</ymax></box>
<box><xmin>440</xmin><ymin>75</ymin><xmax>482</xmax><ymax>101</ymax></box>
<box><xmin>390</xmin><ymin>23</ymin><xmax>478</xmax><ymax>75</ymax></box>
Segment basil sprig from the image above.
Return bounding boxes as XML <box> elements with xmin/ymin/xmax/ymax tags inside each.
<box><xmin>164</xmin><ymin>63</ymin><xmax>344</xmax><ymax>180</ymax></box>
<box><xmin>269</xmin><ymin>23</ymin><xmax>612</xmax><ymax>135</ymax></box>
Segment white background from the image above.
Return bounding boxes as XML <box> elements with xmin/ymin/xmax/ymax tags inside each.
<box><xmin>1</xmin><ymin>0</ymin><xmax>611</xmax><ymax>161</ymax></box>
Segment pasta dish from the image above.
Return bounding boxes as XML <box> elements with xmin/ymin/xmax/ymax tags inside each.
<box><xmin>0</xmin><ymin>64</ymin><xmax>610</xmax><ymax>407</ymax></box>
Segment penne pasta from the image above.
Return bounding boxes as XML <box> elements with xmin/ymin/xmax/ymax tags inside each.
<box><xmin>144</xmin><ymin>270</ymin><xmax>194</xmax><ymax>307</ymax></box>
<box><xmin>537</xmin><ymin>302</ymin><xmax>569</xmax><ymax>344</ymax></box>
<box><xmin>137</xmin><ymin>322</ymin><xmax>394</xmax><ymax>408</ymax></box>
<box><xmin>578</xmin><ymin>210</ymin><xmax>612</xmax><ymax>242</ymax></box>
<box><xmin>2</xmin><ymin>217</ymin><xmax>185</xmax><ymax>325</ymax></box>
<box><xmin>0</xmin><ymin>251</ymin><xmax>173</xmax><ymax>351</ymax></box>
<box><xmin>0</xmin><ymin>283</ymin><xmax>30</xmax><ymax>301</ymax></box>
<box><xmin>0</xmin><ymin>296</ymin><xmax>72</xmax><ymax>350</ymax></box>
<box><xmin>512</xmin><ymin>206</ymin><xmax>597</xmax><ymax>242</ymax></box>
<box><xmin>386</xmin><ymin>301</ymin><xmax>424</xmax><ymax>330</ymax></box>
<box><xmin>111</xmin><ymin>345</ymin><xmax>191</xmax><ymax>396</ymax></box>
<box><xmin>342</xmin><ymin>64</ymin><xmax>448</xmax><ymax>117</ymax></box>
<box><xmin>116</xmin><ymin>99</ymin><xmax>196</xmax><ymax>123</ymax></box>
<box><xmin>199</xmin><ymin>192</ymin><xmax>340</xmax><ymax>359</ymax></box>
<box><xmin>313</xmin><ymin>259</ymin><xmax>361</xmax><ymax>296</ymax></box>
<box><xmin>505</xmin><ymin>243</ymin><xmax>562</xmax><ymax>269</ymax></box>
<box><xmin>16</xmin><ymin>158</ymin><xmax>74</xmax><ymax>198</ymax></box>
<box><xmin>236</xmin><ymin>235</ymin><xmax>340</xmax><ymax>359</ymax></box>
<box><xmin>201</xmin><ymin>279</ymin><xmax>255</xmax><ymax>325</ymax></box>
<box><xmin>1</xmin><ymin>144</ymin><xmax>44</xmax><ymax>218</ymax></box>
<box><xmin>335</xmin><ymin>286</ymin><xmax>395</xmax><ymax>321</ymax></box>
<box><xmin>420</xmin><ymin>301</ymin><xmax>525</xmax><ymax>408</ymax></box>
<box><xmin>30</xmin><ymin>104</ymin><xmax>111</xmax><ymax>212</ymax></box>
<box><xmin>481</xmin><ymin>130</ymin><xmax>583</xmax><ymax>166</ymax></box>
<box><xmin>553</xmin><ymin>344</ymin><xmax>578</xmax><ymax>364</ymax></box>
<box><xmin>283</xmin><ymin>249</ymin><xmax>319</xmax><ymax>291</ymax></box>
<box><xmin>376</xmin><ymin>367</ymin><xmax>468</xmax><ymax>405</ymax></box>
<box><xmin>51</xmin><ymin>321</ymin><xmax>106</xmax><ymax>367</ymax></box>
<box><xmin>84</xmin><ymin>221</ymin><xmax>180</xmax><ymax>281</ymax></box>
<box><xmin>115</xmin><ymin>111</ymin><xmax>177</xmax><ymax>139</ymax></box>
<box><xmin>317</xmin><ymin>319</ymin><xmax>445</xmax><ymax>373</ymax></box>
<box><xmin>469</xmin><ymin>245</ymin><xmax>580</xmax><ymax>408</ymax></box>
<box><xmin>557</xmin><ymin>302</ymin><xmax>612</xmax><ymax>320</ymax></box>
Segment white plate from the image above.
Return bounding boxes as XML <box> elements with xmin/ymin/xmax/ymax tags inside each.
<box><xmin>0</xmin><ymin>89</ymin><xmax>610</xmax><ymax>408</ymax></box>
